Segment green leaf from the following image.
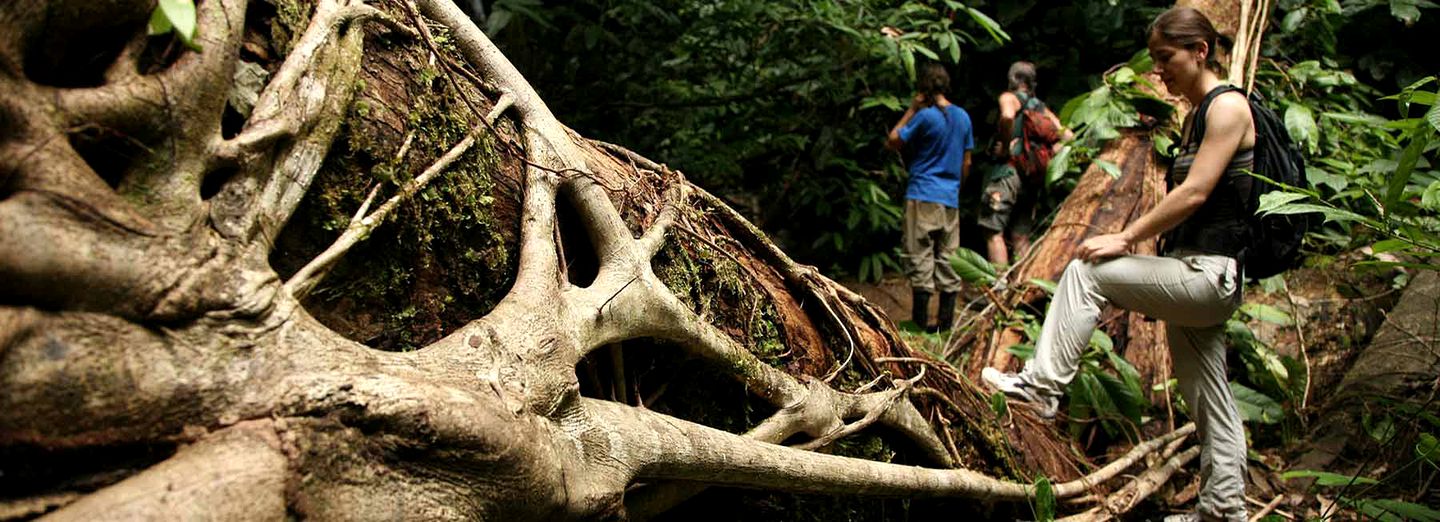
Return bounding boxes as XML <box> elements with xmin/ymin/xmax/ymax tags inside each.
<box><xmin>148</xmin><ymin>7</ymin><xmax>173</xmax><ymax>35</ymax></box>
<box><xmin>1033</xmin><ymin>477</ymin><xmax>1055</xmax><ymax>522</ymax></box>
<box><xmin>1089</xmin><ymin>330</ymin><xmax>1114</xmax><ymax>352</ymax></box>
<box><xmin>1125</xmin><ymin>48</ymin><xmax>1153</xmax><ymax>74</ymax></box>
<box><xmin>1392</xmin><ymin>0</ymin><xmax>1427</xmax><ymax>25</ymax></box>
<box><xmin>1282</xmin><ymin>8</ymin><xmax>1308</xmax><ymax>32</ymax></box>
<box><xmin>1047</xmin><ymin>145</ymin><xmax>1074</xmax><ymax>185</ymax></box>
<box><xmin>1095</xmin><ymin>370</ymin><xmax>1143</xmax><ymax>426</ymax></box>
<box><xmin>949</xmin><ymin>248</ymin><xmax>997</xmax><ymax>285</ymax></box>
<box><xmin>1285</xmin><ymin>104</ymin><xmax>1320</xmax><ymax>151</ymax></box>
<box><xmin>962</xmin><ymin>7</ymin><xmax>1010</xmax><ymax>44</ymax></box>
<box><xmin>1307</xmin><ymin>166</ymin><xmax>1349</xmax><ymax>191</ymax></box>
<box><xmin>1281</xmin><ymin>469</ymin><xmax>1380</xmax><ymax>486</ymax></box>
<box><xmin>152</xmin><ymin>0</ymin><xmax>199</xmax><ymax>50</ymax></box>
<box><xmin>1095</xmin><ymin>159</ymin><xmax>1122</xmax><ymax>179</ymax></box>
<box><xmin>1241</xmin><ymin>303</ymin><xmax>1293</xmax><ymax>325</ymax></box>
<box><xmin>1028</xmin><ymin>278</ymin><xmax>1058</xmax><ymax>295</ymax></box>
<box><xmin>1255</xmin><ymin>191</ymin><xmax>1310</xmax><ymax>214</ymax></box>
<box><xmin>1416</xmin><ymin>432</ymin><xmax>1440</xmax><ymax>466</ymax></box>
<box><xmin>1258</xmin><ymin>275</ymin><xmax>1287</xmax><ymax>294</ymax></box>
<box><xmin>1385</xmin><ymin>129</ymin><xmax>1432</xmax><ymax>211</ymax></box>
<box><xmin>1423</xmin><ymin>181</ymin><xmax>1440</xmax><ymax>210</ymax></box>
<box><xmin>911</xmin><ymin>44</ymin><xmax>939</xmax><ymax>61</ymax></box>
<box><xmin>1350</xmin><ymin>497</ymin><xmax>1440</xmax><ymax>522</ymax></box>
<box><xmin>1230</xmin><ymin>382</ymin><xmax>1283</xmax><ymax>424</ymax></box>
<box><xmin>1006</xmin><ymin>343</ymin><xmax>1035</xmax><ymax>360</ymax></box>
<box><xmin>1111</xmin><ymin>67</ymin><xmax>1135</xmax><ymax>85</ymax></box>
<box><xmin>1262</xmin><ymin>203</ymin><xmax>1371</xmax><ymax>224</ymax></box>
<box><xmin>860</xmin><ymin>94</ymin><xmax>904</xmax><ymax>111</ymax></box>
<box><xmin>1428</xmin><ymin>98</ymin><xmax>1440</xmax><ymax>132</ymax></box>
<box><xmin>989</xmin><ymin>391</ymin><xmax>1009</xmax><ymax>418</ymax></box>
<box><xmin>1372</xmin><ymin>238</ymin><xmax>1411</xmax><ymax>253</ymax></box>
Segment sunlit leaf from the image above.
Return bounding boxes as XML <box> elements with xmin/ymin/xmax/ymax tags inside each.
<box><xmin>1256</xmin><ymin>191</ymin><xmax>1310</xmax><ymax>214</ymax></box>
<box><xmin>151</xmin><ymin>0</ymin><xmax>200</xmax><ymax>50</ymax></box>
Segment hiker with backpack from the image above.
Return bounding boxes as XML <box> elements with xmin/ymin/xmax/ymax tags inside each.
<box><xmin>983</xmin><ymin>7</ymin><xmax>1307</xmax><ymax>522</ymax></box>
<box><xmin>979</xmin><ymin>61</ymin><xmax>1072</xmax><ymax>266</ymax></box>
<box><xmin>885</xmin><ymin>62</ymin><xmax>975</xmax><ymax>333</ymax></box>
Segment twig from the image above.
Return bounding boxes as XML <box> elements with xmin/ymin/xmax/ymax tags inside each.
<box><xmin>284</xmin><ymin>125</ymin><xmax>482</xmax><ymax>298</ymax></box>
<box><xmin>1248</xmin><ymin>494</ymin><xmax>1285</xmax><ymax>522</ymax></box>
<box><xmin>1245</xmin><ymin>495</ymin><xmax>1295</xmax><ymax>520</ymax></box>
<box><xmin>1281</xmin><ymin>276</ymin><xmax>1313</xmax><ymax>411</ymax></box>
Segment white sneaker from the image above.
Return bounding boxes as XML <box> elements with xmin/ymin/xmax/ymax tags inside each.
<box><xmin>981</xmin><ymin>367</ymin><xmax>1059</xmax><ymax>419</ymax></box>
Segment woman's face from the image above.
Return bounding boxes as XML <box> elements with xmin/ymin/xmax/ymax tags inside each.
<box><xmin>1147</xmin><ymin>31</ymin><xmax>1204</xmax><ymax>95</ymax></box>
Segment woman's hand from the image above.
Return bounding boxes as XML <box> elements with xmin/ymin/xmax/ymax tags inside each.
<box><xmin>1077</xmin><ymin>233</ymin><xmax>1132</xmax><ymax>263</ymax></box>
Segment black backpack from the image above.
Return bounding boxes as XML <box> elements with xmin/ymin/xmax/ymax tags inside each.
<box><xmin>1186</xmin><ymin>85</ymin><xmax>1311</xmax><ymax>280</ymax></box>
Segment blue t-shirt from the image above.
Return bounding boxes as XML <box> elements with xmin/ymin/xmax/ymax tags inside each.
<box><xmin>898</xmin><ymin>105</ymin><xmax>974</xmax><ymax>208</ymax></box>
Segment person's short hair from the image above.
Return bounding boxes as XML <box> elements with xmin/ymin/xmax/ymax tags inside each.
<box><xmin>1007</xmin><ymin>61</ymin><xmax>1037</xmax><ymax>93</ymax></box>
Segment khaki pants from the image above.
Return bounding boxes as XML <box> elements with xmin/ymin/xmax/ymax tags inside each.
<box><xmin>1019</xmin><ymin>254</ymin><xmax>1247</xmax><ymax>522</ymax></box>
<box><xmin>902</xmin><ymin>200</ymin><xmax>962</xmax><ymax>293</ymax></box>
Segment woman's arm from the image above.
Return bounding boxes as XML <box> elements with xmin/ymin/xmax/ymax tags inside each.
<box><xmin>1077</xmin><ymin>92</ymin><xmax>1252</xmax><ymax>262</ymax></box>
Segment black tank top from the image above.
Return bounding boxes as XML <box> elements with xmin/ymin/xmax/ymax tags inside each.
<box><xmin>1161</xmin><ymin>100</ymin><xmax>1255</xmax><ymax>258</ymax></box>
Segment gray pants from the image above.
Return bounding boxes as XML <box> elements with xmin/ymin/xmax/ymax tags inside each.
<box><xmin>1018</xmin><ymin>254</ymin><xmax>1247</xmax><ymax>521</ymax></box>
<box><xmin>902</xmin><ymin>199</ymin><xmax>963</xmax><ymax>293</ymax></box>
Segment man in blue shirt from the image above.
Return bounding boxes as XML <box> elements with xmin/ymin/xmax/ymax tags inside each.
<box><xmin>885</xmin><ymin>63</ymin><xmax>974</xmax><ymax>332</ymax></box>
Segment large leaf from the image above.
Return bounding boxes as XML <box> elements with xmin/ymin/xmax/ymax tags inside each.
<box><xmin>1230</xmin><ymin>382</ymin><xmax>1283</xmax><ymax>424</ymax></box>
<box><xmin>1349</xmin><ymin>497</ymin><xmax>1440</xmax><ymax>522</ymax></box>
<box><xmin>1095</xmin><ymin>370</ymin><xmax>1144</xmax><ymax>426</ymax></box>
<box><xmin>1285</xmin><ymin>103</ymin><xmax>1320</xmax><ymax>151</ymax></box>
<box><xmin>1281</xmin><ymin>470</ymin><xmax>1380</xmax><ymax>486</ymax></box>
<box><xmin>949</xmin><ymin>248</ymin><xmax>996</xmax><ymax>285</ymax></box>
<box><xmin>1256</xmin><ymin>191</ymin><xmax>1310</xmax><ymax>215</ymax></box>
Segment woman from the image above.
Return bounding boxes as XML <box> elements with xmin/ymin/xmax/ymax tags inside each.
<box><xmin>885</xmin><ymin>63</ymin><xmax>974</xmax><ymax>332</ymax></box>
<box><xmin>982</xmin><ymin>7</ymin><xmax>1254</xmax><ymax>522</ymax></box>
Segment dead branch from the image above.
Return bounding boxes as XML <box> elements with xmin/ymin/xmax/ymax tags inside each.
<box><xmin>285</xmin><ymin>123</ymin><xmax>485</xmax><ymax>298</ymax></box>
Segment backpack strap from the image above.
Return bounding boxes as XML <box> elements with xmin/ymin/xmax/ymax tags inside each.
<box><xmin>1010</xmin><ymin>91</ymin><xmax>1029</xmax><ymax>141</ymax></box>
<box><xmin>1184</xmin><ymin>85</ymin><xmax>1242</xmax><ymax>148</ymax></box>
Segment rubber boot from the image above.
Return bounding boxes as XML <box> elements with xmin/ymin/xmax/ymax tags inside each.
<box><xmin>911</xmin><ymin>290</ymin><xmax>931</xmax><ymax>331</ymax></box>
<box><xmin>935</xmin><ymin>291</ymin><xmax>958</xmax><ymax>333</ymax></box>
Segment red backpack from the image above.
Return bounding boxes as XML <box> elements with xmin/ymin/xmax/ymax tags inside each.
<box><xmin>1009</xmin><ymin>92</ymin><xmax>1062</xmax><ymax>182</ymax></box>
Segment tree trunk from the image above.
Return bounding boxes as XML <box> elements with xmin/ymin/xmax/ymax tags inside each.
<box><xmin>0</xmin><ymin>0</ymin><xmax>1209</xmax><ymax>520</ymax></box>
